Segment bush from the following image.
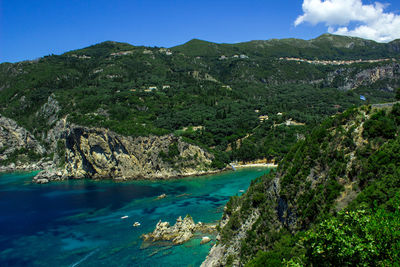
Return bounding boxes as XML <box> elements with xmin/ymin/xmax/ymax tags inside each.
<box><xmin>167</xmin><ymin>142</ymin><xmax>179</xmax><ymax>158</ymax></box>
<box><xmin>304</xmin><ymin>205</ymin><xmax>400</xmax><ymax>266</ymax></box>
<box><xmin>363</xmin><ymin>111</ymin><xmax>396</xmax><ymax>139</ymax></box>
<box><xmin>159</xmin><ymin>142</ymin><xmax>180</xmax><ymax>164</ymax></box>
<box><xmin>211</xmin><ymin>150</ymin><xmax>230</xmax><ymax>169</ymax></box>
<box><xmin>252</xmin><ymin>192</ymin><xmax>265</xmax><ymax>207</ymax></box>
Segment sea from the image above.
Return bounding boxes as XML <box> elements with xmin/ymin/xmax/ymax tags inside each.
<box><xmin>0</xmin><ymin>168</ymin><xmax>271</xmax><ymax>267</ymax></box>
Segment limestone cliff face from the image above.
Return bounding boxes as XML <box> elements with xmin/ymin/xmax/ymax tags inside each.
<box><xmin>63</xmin><ymin>127</ymin><xmax>214</xmax><ymax>180</ymax></box>
<box><xmin>0</xmin><ymin>115</ymin><xmax>45</xmax><ymax>169</ymax></box>
<box><xmin>201</xmin><ymin>177</ymin><xmax>281</xmax><ymax>267</ymax></box>
<box><xmin>36</xmin><ymin>94</ymin><xmax>61</xmax><ymax>127</ymax></box>
<box><xmin>0</xmin><ymin>112</ymin><xmax>216</xmax><ymax>182</ymax></box>
<box><xmin>327</xmin><ymin>63</ymin><xmax>400</xmax><ymax>90</ymax></box>
<box><xmin>34</xmin><ymin>124</ymin><xmax>215</xmax><ymax>182</ymax></box>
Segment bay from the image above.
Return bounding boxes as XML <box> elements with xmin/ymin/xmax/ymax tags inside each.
<box><xmin>0</xmin><ymin>168</ymin><xmax>270</xmax><ymax>267</ymax></box>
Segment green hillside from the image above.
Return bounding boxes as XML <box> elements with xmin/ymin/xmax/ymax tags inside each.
<box><xmin>174</xmin><ymin>33</ymin><xmax>400</xmax><ymax>59</ymax></box>
<box><xmin>211</xmin><ymin>104</ymin><xmax>400</xmax><ymax>266</ymax></box>
<box><xmin>0</xmin><ymin>34</ymin><xmax>399</xmax><ymax>167</ymax></box>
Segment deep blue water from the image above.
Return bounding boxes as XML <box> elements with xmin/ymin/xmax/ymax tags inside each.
<box><xmin>0</xmin><ymin>168</ymin><xmax>270</xmax><ymax>267</ymax></box>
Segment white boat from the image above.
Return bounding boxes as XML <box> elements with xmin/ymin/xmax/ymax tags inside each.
<box><xmin>156</xmin><ymin>193</ymin><xmax>167</xmax><ymax>200</ymax></box>
<box><xmin>239</xmin><ymin>190</ymin><xmax>245</xmax><ymax>193</ymax></box>
<box><xmin>133</xmin><ymin>222</ymin><xmax>141</xmax><ymax>227</ymax></box>
<box><xmin>121</xmin><ymin>216</ymin><xmax>129</xmax><ymax>219</ymax></box>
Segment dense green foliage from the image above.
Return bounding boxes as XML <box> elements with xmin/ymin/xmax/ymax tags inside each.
<box><xmin>304</xmin><ymin>206</ymin><xmax>400</xmax><ymax>266</ymax></box>
<box><xmin>219</xmin><ymin>105</ymin><xmax>400</xmax><ymax>266</ymax></box>
<box><xmin>363</xmin><ymin>110</ymin><xmax>397</xmax><ymax>139</ymax></box>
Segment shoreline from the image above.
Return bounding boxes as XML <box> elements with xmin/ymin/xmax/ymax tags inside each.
<box><xmin>1</xmin><ymin>165</ymin><xmax>229</xmax><ymax>183</ymax></box>
<box><xmin>0</xmin><ymin>160</ymin><xmax>55</xmax><ymax>175</ymax></box>
<box><xmin>112</xmin><ymin>168</ymin><xmax>230</xmax><ymax>182</ymax></box>
<box><xmin>0</xmin><ymin>165</ymin><xmax>43</xmax><ymax>174</ymax></box>
<box><xmin>231</xmin><ymin>163</ymin><xmax>278</xmax><ymax>168</ymax></box>
<box><xmin>1</xmin><ymin>163</ymin><xmax>275</xmax><ymax>183</ymax></box>
<box><xmin>32</xmin><ymin>166</ymin><xmax>232</xmax><ymax>184</ymax></box>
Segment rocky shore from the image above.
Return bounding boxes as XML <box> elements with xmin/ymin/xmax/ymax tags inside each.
<box><xmin>0</xmin><ymin>160</ymin><xmax>51</xmax><ymax>173</ymax></box>
<box><xmin>142</xmin><ymin>215</ymin><xmax>216</xmax><ymax>245</ymax></box>
<box><xmin>31</xmin><ymin>167</ymin><xmax>228</xmax><ymax>184</ymax></box>
<box><xmin>1</xmin><ymin>111</ymin><xmax>226</xmax><ymax>183</ymax></box>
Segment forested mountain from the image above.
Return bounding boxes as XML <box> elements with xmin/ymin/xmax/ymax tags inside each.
<box><xmin>173</xmin><ymin>34</ymin><xmax>400</xmax><ymax>59</ymax></box>
<box><xmin>202</xmin><ymin>104</ymin><xmax>400</xmax><ymax>266</ymax></box>
<box><xmin>0</xmin><ymin>34</ymin><xmax>399</xmax><ymax>170</ymax></box>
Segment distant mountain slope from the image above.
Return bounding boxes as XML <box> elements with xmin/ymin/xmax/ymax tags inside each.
<box><xmin>172</xmin><ymin>34</ymin><xmax>400</xmax><ymax>59</ymax></box>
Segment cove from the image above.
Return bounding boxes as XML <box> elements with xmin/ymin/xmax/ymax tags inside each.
<box><xmin>0</xmin><ymin>168</ymin><xmax>271</xmax><ymax>267</ymax></box>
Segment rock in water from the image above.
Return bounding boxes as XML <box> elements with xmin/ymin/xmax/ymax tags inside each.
<box><xmin>142</xmin><ymin>215</ymin><xmax>216</xmax><ymax>245</ymax></box>
<box><xmin>200</xmin><ymin>236</ymin><xmax>211</xmax><ymax>245</ymax></box>
<box><xmin>142</xmin><ymin>215</ymin><xmax>195</xmax><ymax>244</ymax></box>
<box><xmin>33</xmin><ymin>168</ymin><xmax>66</xmax><ymax>183</ymax></box>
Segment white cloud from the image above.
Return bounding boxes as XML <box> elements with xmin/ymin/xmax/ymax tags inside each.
<box><xmin>295</xmin><ymin>0</ymin><xmax>400</xmax><ymax>42</ymax></box>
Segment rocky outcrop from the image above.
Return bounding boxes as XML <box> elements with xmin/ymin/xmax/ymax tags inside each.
<box><xmin>0</xmin><ymin>160</ymin><xmax>55</xmax><ymax>173</ymax></box>
<box><xmin>327</xmin><ymin>63</ymin><xmax>400</xmax><ymax>90</ymax></box>
<box><xmin>36</xmin><ymin>94</ymin><xmax>60</xmax><ymax>126</ymax></box>
<box><xmin>0</xmin><ymin>111</ymin><xmax>218</xmax><ymax>181</ymax></box>
<box><xmin>0</xmin><ymin>115</ymin><xmax>45</xmax><ymax>169</ymax></box>
<box><xmin>33</xmin><ymin>167</ymin><xmax>66</xmax><ymax>184</ymax></box>
<box><xmin>33</xmin><ymin>123</ymin><xmax>216</xmax><ymax>182</ymax></box>
<box><xmin>65</xmin><ymin>128</ymin><xmax>213</xmax><ymax>179</ymax></box>
<box><xmin>142</xmin><ymin>215</ymin><xmax>216</xmax><ymax>245</ymax></box>
<box><xmin>201</xmin><ymin>236</ymin><xmax>211</xmax><ymax>245</ymax></box>
<box><xmin>201</xmin><ymin>177</ymin><xmax>279</xmax><ymax>267</ymax></box>
<box><xmin>0</xmin><ymin>116</ymin><xmax>45</xmax><ymax>156</ymax></box>
<box><xmin>201</xmin><ymin>212</ymin><xmax>262</xmax><ymax>267</ymax></box>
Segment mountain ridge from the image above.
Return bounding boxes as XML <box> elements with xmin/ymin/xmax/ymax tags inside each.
<box><xmin>3</xmin><ymin>34</ymin><xmax>400</xmax><ymax>64</ymax></box>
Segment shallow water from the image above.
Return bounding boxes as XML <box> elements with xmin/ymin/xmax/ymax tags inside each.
<box><xmin>0</xmin><ymin>168</ymin><xmax>270</xmax><ymax>267</ymax></box>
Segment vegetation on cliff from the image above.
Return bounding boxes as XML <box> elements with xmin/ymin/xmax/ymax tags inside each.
<box><xmin>208</xmin><ymin>104</ymin><xmax>400</xmax><ymax>266</ymax></box>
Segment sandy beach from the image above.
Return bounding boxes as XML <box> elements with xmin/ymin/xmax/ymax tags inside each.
<box><xmin>231</xmin><ymin>163</ymin><xmax>278</xmax><ymax>168</ymax></box>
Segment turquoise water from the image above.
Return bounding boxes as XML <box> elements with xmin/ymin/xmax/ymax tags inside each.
<box><xmin>0</xmin><ymin>168</ymin><xmax>270</xmax><ymax>267</ymax></box>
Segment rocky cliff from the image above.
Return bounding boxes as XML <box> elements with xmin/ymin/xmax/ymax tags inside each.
<box><xmin>0</xmin><ymin>112</ymin><xmax>217</xmax><ymax>182</ymax></box>
<box><xmin>328</xmin><ymin>63</ymin><xmax>400</xmax><ymax>90</ymax></box>
<box><xmin>0</xmin><ymin>116</ymin><xmax>44</xmax><ymax>156</ymax></box>
<box><xmin>33</xmin><ymin>123</ymin><xmax>215</xmax><ymax>183</ymax></box>
<box><xmin>201</xmin><ymin>176</ymin><xmax>281</xmax><ymax>267</ymax></box>
<box><xmin>0</xmin><ymin>115</ymin><xmax>49</xmax><ymax>171</ymax></box>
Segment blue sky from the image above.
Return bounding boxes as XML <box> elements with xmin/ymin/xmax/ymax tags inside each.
<box><xmin>1</xmin><ymin>0</ymin><xmax>400</xmax><ymax>63</ymax></box>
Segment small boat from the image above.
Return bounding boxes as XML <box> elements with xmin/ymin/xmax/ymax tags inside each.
<box><xmin>156</xmin><ymin>193</ymin><xmax>167</xmax><ymax>200</ymax></box>
<box><xmin>239</xmin><ymin>190</ymin><xmax>245</xmax><ymax>193</ymax></box>
<box><xmin>133</xmin><ymin>222</ymin><xmax>141</xmax><ymax>227</ymax></box>
<box><xmin>230</xmin><ymin>164</ymin><xmax>237</xmax><ymax>171</ymax></box>
<box><xmin>121</xmin><ymin>216</ymin><xmax>129</xmax><ymax>219</ymax></box>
